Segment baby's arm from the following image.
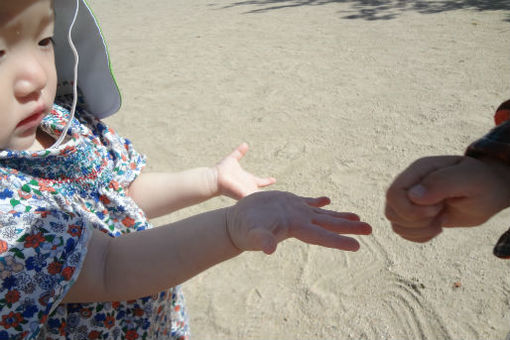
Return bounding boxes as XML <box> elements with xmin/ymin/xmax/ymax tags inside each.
<box><xmin>63</xmin><ymin>191</ymin><xmax>371</xmax><ymax>303</ymax></box>
<box><xmin>127</xmin><ymin>168</ymin><xmax>218</xmax><ymax>219</ymax></box>
<box><xmin>63</xmin><ymin>208</ymin><xmax>238</xmax><ymax>302</ymax></box>
<box><xmin>128</xmin><ymin>143</ymin><xmax>275</xmax><ymax>219</ymax></box>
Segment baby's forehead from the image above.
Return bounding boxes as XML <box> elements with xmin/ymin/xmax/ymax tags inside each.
<box><xmin>0</xmin><ymin>1</ymin><xmax>54</xmax><ymax>28</ymax></box>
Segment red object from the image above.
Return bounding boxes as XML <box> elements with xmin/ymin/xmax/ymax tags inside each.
<box><xmin>494</xmin><ymin>99</ymin><xmax>510</xmax><ymax>125</ymax></box>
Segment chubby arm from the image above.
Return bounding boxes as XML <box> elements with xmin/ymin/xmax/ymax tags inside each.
<box><xmin>127</xmin><ymin>168</ymin><xmax>217</xmax><ymax>219</ymax></box>
<box><xmin>63</xmin><ymin>191</ymin><xmax>371</xmax><ymax>303</ymax></box>
<box><xmin>127</xmin><ymin>143</ymin><xmax>275</xmax><ymax>219</ymax></box>
<box><xmin>63</xmin><ymin>208</ymin><xmax>240</xmax><ymax>303</ymax></box>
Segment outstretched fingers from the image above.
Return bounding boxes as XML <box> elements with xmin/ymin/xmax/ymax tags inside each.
<box><xmin>312</xmin><ymin>214</ymin><xmax>372</xmax><ymax>235</ymax></box>
<box><xmin>255</xmin><ymin>176</ymin><xmax>277</xmax><ymax>188</ymax></box>
<box><xmin>313</xmin><ymin>208</ymin><xmax>361</xmax><ymax>221</ymax></box>
<box><xmin>303</xmin><ymin>196</ymin><xmax>331</xmax><ymax>208</ymax></box>
<box><xmin>229</xmin><ymin>142</ymin><xmax>249</xmax><ymax>161</ymax></box>
<box><xmin>294</xmin><ymin>224</ymin><xmax>361</xmax><ymax>251</ymax></box>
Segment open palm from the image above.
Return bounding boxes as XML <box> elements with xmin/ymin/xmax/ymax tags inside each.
<box><xmin>215</xmin><ymin>143</ymin><xmax>276</xmax><ymax>200</ymax></box>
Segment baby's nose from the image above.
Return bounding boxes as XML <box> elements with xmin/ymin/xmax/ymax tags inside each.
<box><xmin>14</xmin><ymin>54</ymin><xmax>48</xmax><ymax>100</ymax></box>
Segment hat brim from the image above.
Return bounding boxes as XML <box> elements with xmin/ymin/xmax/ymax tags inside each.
<box><xmin>54</xmin><ymin>0</ymin><xmax>121</xmax><ymax>119</ymax></box>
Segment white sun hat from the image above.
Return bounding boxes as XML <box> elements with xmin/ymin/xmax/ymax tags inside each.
<box><xmin>53</xmin><ymin>0</ymin><xmax>121</xmax><ymax>120</ymax></box>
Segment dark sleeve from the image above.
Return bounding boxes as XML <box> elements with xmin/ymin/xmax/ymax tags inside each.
<box><xmin>464</xmin><ymin>100</ymin><xmax>510</xmax><ymax>259</ymax></box>
<box><xmin>465</xmin><ymin>100</ymin><xmax>510</xmax><ymax>162</ymax></box>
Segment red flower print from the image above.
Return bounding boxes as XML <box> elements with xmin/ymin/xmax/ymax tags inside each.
<box><xmin>109</xmin><ymin>180</ymin><xmax>120</xmax><ymax>191</ymax></box>
<box><xmin>67</xmin><ymin>224</ymin><xmax>82</xmax><ymax>237</ymax></box>
<box><xmin>122</xmin><ymin>217</ymin><xmax>135</xmax><ymax>228</ymax></box>
<box><xmin>35</xmin><ymin>210</ymin><xmax>50</xmax><ymax>218</ymax></box>
<box><xmin>112</xmin><ymin>301</ymin><xmax>120</xmax><ymax>309</ymax></box>
<box><xmin>133</xmin><ymin>307</ymin><xmax>144</xmax><ymax>317</ymax></box>
<box><xmin>59</xmin><ymin>321</ymin><xmax>67</xmax><ymax>336</ymax></box>
<box><xmin>103</xmin><ymin>315</ymin><xmax>115</xmax><ymax>329</ymax></box>
<box><xmin>48</xmin><ymin>261</ymin><xmax>63</xmax><ymax>275</ymax></box>
<box><xmin>99</xmin><ymin>195</ymin><xmax>111</xmax><ymax>205</ymax></box>
<box><xmin>24</xmin><ymin>232</ymin><xmax>45</xmax><ymax>248</ymax></box>
<box><xmin>39</xmin><ymin>182</ymin><xmax>56</xmax><ymax>193</ymax></box>
<box><xmin>88</xmin><ymin>330</ymin><xmax>101</xmax><ymax>339</ymax></box>
<box><xmin>125</xmin><ymin>330</ymin><xmax>139</xmax><ymax>340</ymax></box>
<box><xmin>5</xmin><ymin>290</ymin><xmax>20</xmax><ymax>304</ymax></box>
<box><xmin>0</xmin><ymin>311</ymin><xmax>24</xmax><ymax>329</ymax></box>
<box><xmin>80</xmin><ymin>308</ymin><xmax>93</xmax><ymax>318</ymax></box>
<box><xmin>39</xmin><ymin>293</ymin><xmax>51</xmax><ymax>307</ymax></box>
<box><xmin>62</xmin><ymin>266</ymin><xmax>75</xmax><ymax>281</ymax></box>
<box><xmin>59</xmin><ymin>145</ymin><xmax>77</xmax><ymax>156</ymax></box>
<box><xmin>0</xmin><ymin>240</ymin><xmax>8</xmax><ymax>254</ymax></box>
<box><xmin>18</xmin><ymin>190</ymin><xmax>32</xmax><ymax>199</ymax></box>
<box><xmin>130</xmin><ymin>162</ymin><xmax>137</xmax><ymax>170</ymax></box>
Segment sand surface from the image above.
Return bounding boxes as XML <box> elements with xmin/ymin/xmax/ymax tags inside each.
<box><xmin>88</xmin><ymin>0</ymin><xmax>510</xmax><ymax>338</ymax></box>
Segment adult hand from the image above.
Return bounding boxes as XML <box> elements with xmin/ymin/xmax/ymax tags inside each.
<box><xmin>385</xmin><ymin>155</ymin><xmax>510</xmax><ymax>243</ymax></box>
<box><xmin>226</xmin><ymin>191</ymin><xmax>372</xmax><ymax>254</ymax></box>
<box><xmin>214</xmin><ymin>143</ymin><xmax>276</xmax><ymax>200</ymax></box>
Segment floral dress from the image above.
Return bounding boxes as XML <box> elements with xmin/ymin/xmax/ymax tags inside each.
<box><xmin>0</xmin><ymin>102</ymin><xmax>189</xmax><ymax>339</ymax></box>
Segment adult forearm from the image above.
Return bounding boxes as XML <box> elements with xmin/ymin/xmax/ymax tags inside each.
<box><xmin>128</xmin><ymin>169</ymin><xmax>218</xmax><ymax>219</ymax></box>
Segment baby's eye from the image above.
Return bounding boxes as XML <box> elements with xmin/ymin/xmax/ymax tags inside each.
<box><xmin>39</xmin><ymin>37</ymin><xmax>54</xmax><ymax>47</ymax></box>
<box><xmin>0</xmin><ymin>50</ymin><xmax>4</xmax><ymax>58</ymax></box>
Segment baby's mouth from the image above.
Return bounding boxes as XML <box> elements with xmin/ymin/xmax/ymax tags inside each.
<box><xmin>16</xmin><ymin>110</ymin><xmax>46</xmax><ymax>128</ymax></box>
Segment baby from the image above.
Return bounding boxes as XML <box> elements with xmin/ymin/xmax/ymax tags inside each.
<box><xmin>0</xmin><ymin>1</ymin><xmax>371</xmax><ymax>339</ymax></box>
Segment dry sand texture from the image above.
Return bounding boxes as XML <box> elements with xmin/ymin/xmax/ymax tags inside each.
<box><xmin>89</xmin><ymin>0</ymin><xmax>510</xmax><ymax>338</ymax></box>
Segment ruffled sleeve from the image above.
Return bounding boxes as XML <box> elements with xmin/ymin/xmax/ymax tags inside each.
<box><xmin>79</xmin><ymin>113</ymin><xmax>146</xmax><ymax>190</ymax></box>
<box><xmin>0</xmin><ymin>176</ymin><xmax>91</xmax><ymax>339</ymax></box>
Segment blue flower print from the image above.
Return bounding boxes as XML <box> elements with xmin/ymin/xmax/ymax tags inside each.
<box><xmin>26</xmin><ymin>253</ymin><xmax>48</xmax><ymax>272</ymax></box>
<box><xmin>0</xmin><ymin>189</ymin><xmax>12</xmax><ymax>200</ymax></box>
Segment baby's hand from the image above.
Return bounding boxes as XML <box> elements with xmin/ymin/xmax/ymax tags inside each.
<box><xmin>214</xmin><ymin>143</ymin><xmax>276</xmax><ymax>200</ymax></box>
<box><xmin>385</xmin><ymin>155</ymin><xmax>510</xmax><ymax>242</ymax></box>
<box><xmin>226</xmin><ymin>191</ymin><xmax>372</xmax><ymax>254</ymax></box>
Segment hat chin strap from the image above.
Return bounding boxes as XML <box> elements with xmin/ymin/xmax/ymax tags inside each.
<box><xmin>50</xmin><ymin>0</ymin><xmax>80</xmax><ymax>149</ymax></box>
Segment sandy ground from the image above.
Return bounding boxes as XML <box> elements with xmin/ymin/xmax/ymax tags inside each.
<box><xmin>88</xmin><ymin>0</ymin><xmax>510</xmax><ymax>338</ymax></box>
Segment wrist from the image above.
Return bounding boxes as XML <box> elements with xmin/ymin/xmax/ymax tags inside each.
<box><xmin>205</xmin><ymin>166</ymin><xmax>220</xmax><ymax>198</ymax></box>
<box><xmin>224</xmin><ymin>207</ymin><xmax>243</xmax><ymax>254</ymax></box>
<box><xmin>480</xmin><ymin>156</ymin><xmax>510</xmax><ymax>209</ymax></box>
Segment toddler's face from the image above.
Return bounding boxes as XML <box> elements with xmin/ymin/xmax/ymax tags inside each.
<box><xmin>0</xmin><ymin>0</ymin><xmax>57</xmax><ymax>151</ymax></box>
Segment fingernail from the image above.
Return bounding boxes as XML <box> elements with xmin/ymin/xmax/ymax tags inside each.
<box><xmin>409</xmin><ymin>185</ymin><xmax>426</xmax><ymax>198</ymax></box>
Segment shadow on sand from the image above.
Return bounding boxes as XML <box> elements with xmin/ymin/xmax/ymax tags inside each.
<box><xmin>219</xmin><ymin>0</ymin><xmax>510</xmax><ymax>21</ymax></box>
